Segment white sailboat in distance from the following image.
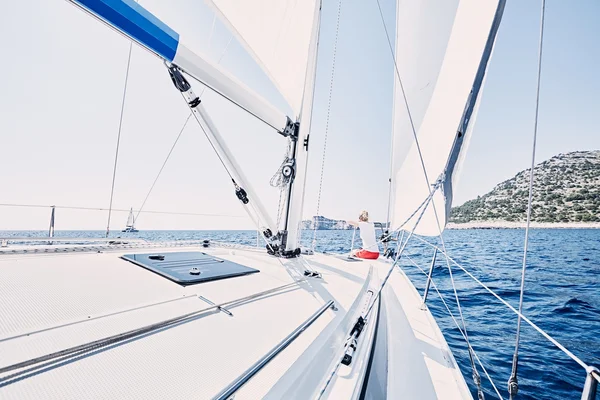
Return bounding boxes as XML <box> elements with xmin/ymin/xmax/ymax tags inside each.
<box><xmin>122</xmin><ymin>207</ymin><xmax>139</xmax><ymax>233</ymax></box>
<box><xmin>1</xmin><ymin>0</ymin><xmax>598</xmax><ymax>399</ymax></box>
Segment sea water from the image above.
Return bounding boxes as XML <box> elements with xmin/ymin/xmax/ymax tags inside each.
<box><xmin>1</xmin><ymin>228</ymin><xmax>598</xmax><ymax>399</ymax></box>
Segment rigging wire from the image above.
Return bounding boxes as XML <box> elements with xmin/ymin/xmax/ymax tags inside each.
<box><xmin>134</xmin><ymin>114</ymin><xmax>192</xmax><ymax>222</ymax></box>
<box><xmin>0</xmin><ymin>203</ymin><xmax>244</xmax><ymax>218</ymax></box>
<box><xmin>403</xmin><ymin>252</ymin><xmax>504</xmax><ymax>399</ymax></box>
<box><xmin>366</xmin><ymin>184</ymin><xmax>438</xmax><ymax>317</ymax></box>
<box><xmin>311</xmin><ymin>0</ymin><xmax>343</xmax><ymax>251</ymax></box>
<box><xmin>373</xmin><ymin>0</ymin><xmax>484</xmax><ymax>396</ymax></box>
<box><xmin>134</xmin><ymin>35</ymin><xmax>234</xmax><ymax>223</ymax></box>
<box><xmin>508</xmin><ymin>1</ymin><xmax>546</xmax><ymax>396</ymax></box>
<box><xmin>413</xmin><ymin>235</ymin><xmax>590</xmax><ymax>371</ymax></box>
<box><xmin>105</xmin><ymin>41</ymin><xmax>133</xmax><ymax>237</ymax></box>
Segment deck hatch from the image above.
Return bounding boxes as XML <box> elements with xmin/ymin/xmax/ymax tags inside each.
<box><xmin>121</xmin><ymin>251</ymin><xmax>259</xmax><ymax>285</ymax></box>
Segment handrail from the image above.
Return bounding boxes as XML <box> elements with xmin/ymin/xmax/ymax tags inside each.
<box><xmin>582</xmin><ymin>366</ymin><xmax>599</xmax><ymax>400</ymax></box>
<box><xmin>214</xmin><ymin>300</ymin><xmax>335</xmax><ymax>400</ymax></box>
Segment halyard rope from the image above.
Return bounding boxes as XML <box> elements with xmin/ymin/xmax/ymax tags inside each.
<box><xmin>311</xmin><ymin>0</ymin><xmax>343</xmax><ymax>251</ymax></box>
<box><xmin>105</xmin><ymin>40</ymin><xmax>133</xmax><ymax>237</ymax></box>
<box><xmin>508</xmin><ymin>1</ymin><xmax>546</xmax><ymax>397</ymax></box>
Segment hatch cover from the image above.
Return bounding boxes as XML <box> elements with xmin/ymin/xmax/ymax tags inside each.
<box><xmin>121</xmin><ymin>251</ymin><xmax>259</xmax><ymax>285</ymax></box>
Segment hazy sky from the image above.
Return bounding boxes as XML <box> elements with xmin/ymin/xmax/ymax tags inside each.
<box><xmin>0</xmin><ymin>0</ymin><xmax>598</xmax><ymax>230</ymax></box>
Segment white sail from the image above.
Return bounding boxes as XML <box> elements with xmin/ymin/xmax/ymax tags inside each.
<box><xmin>126</xmin><ymin>208</ymin><xmax>135</xmax><ymax>228</ymax></box>
<box><xmin>390</xmin><ymin>0</ymin><xmax>503</xmax><ymax>236</ymax></box>
<box><xmin>206</xmin><ymin>0</ymin><xmax>320</xmax><ymax>116</ymax></box>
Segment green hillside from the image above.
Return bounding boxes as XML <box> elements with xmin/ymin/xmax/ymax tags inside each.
<box><xmin>450</xmin><ymin>151</ymin><xmax>600</xmax><ymax>223</ymax></box>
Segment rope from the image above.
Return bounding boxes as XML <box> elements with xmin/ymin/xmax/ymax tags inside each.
<box><xmin>374</xmin><ymin>0</ymin><xmax>484</xmax><ymax>395</ymax></box>
<box><xmin>509</xmin><ymin>2</ymin><xmax>546</xmax><ymax>395</ymax></box>
<box><xmin>311</xmin><ymin>0</ymin><xmax>343</xmax><ymax>251</ymax></box>
<box><xmin>105</xmin><ymin>41</ymin><xmax>133</xmax><ymax>237</ymax></box>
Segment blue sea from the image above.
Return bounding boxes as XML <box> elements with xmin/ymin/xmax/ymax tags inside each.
<box><xmin>1</xmin><ymin>228</ymin><xmax>598</xmax><ymax>399</ymax></box>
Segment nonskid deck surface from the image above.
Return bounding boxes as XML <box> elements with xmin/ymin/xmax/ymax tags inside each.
<box><xmin>0</xmin><ymin>243</ymin><xmax>470</xmax><ymax>399</ymax></box>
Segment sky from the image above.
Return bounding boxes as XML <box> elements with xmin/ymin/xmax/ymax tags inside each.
<box><xmin>0</xmin><ymin>0</ymin><xmax>598</xmax><ymax>231</ymax></box>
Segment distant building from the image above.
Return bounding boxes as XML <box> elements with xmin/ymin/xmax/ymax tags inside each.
<box><xmin>301</xmin><ymin>216</ymin><xmax>352</xmax><ymax>230</ymax></box>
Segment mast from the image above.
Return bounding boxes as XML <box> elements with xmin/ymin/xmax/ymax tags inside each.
<box><xmin>281</xmin><ymin>1</ymin><xmax>322</xmax><ymax>253</ymax></box>
<box><xmin>66</xmin><ymin>0</ymin><xmax>321</xmax><ymax>255</ymax></box>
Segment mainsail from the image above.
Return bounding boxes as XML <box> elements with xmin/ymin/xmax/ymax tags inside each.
<box><xmin>206</xmin><ymin>0</ymin><xmax>321</xmax><ymax>117</ymax></box>
<box><xmin>390</xmin><ymin>0</ymin><xmax>505</xmax><ymax>236</ymax></box>
<box><xmin>126</xmin><ymin>208</ymin><xmax>135</xmax><ymax>228</ymax></box>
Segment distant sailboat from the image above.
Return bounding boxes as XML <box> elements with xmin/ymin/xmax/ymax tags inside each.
<box><xmin>122</xmin><ymin>208</ymin><xmax>138</xmax><ymax>233</ymax></box>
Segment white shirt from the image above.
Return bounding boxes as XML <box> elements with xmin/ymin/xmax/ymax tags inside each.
<box><xmin>358</xmin><ymin>221</ymin><xmax>379</xmax><ymax>253</ymax></box>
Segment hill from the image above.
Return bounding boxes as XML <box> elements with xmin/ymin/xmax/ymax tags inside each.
<box><xmin>450</xmin><ymin>151</ymin><xmax>600</xmax><ymax>224</ymax></box>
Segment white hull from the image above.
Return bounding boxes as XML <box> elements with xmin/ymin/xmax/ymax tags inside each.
<box><xmin>0</xmin><ymin>242</ymin><xmax>471</xmax><ymax>399</ymax></box>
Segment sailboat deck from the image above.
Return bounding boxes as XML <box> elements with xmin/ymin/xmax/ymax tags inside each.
<box><xmin>0</xmin><ymin>243</ymin><xmax>471</xmax><ymax>399</ymax></box>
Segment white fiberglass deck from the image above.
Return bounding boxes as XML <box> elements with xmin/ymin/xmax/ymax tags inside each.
<box><xmin>0</xmin><ymin>242</ymin><xmax>471</xmax><ymax>399</ymax></box>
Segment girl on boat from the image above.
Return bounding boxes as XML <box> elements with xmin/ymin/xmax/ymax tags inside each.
<box><xmin>348</xmin><ymin>210</ymin><xmax>380</xmax><ymax>260</ymax></box>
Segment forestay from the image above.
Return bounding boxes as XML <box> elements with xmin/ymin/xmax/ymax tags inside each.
<box><xmin>206</xmin><ymin>0</ymin><xmax>320</xmax><ymax>117</ymax></box>
<box><xmin>390</xmin><ymin>0</ymin><xmax>501</xmax><ymax>236</ymax></box>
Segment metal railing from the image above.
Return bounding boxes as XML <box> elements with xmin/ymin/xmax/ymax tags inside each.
<box><xmin>411</xmin><ymin>236</ymin><xmax>599</xmax><ymax>400</ymax></box>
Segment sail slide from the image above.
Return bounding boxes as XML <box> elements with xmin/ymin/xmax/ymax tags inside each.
<box><xmin>66</xmin><ymin>0</ymin><xmax>289</xmax><ymax>132</ymax></box>
<box><xmin>390</xmin><ymin>0</ymin><xmax>504</xmax><ymax>236</ymax></box>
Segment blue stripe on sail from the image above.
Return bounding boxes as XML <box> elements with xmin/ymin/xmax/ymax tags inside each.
<box><xmin>75</xmin><ymin>0</ymin><xmax>179</xmax><ymax>61</ymax></box>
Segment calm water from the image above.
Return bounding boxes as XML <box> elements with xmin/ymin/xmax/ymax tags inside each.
<box><xmin>2</xmin><ymin>228</ymin><xmax>599</xmax><ymax>399</ymax></box>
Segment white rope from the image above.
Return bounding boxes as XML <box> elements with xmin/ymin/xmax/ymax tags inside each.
<box><xmin>413</xmin><ymin>235</ymin><xmax>590</xmax><ymax>371</ymax></box>
<box><xmin>105</xmin><ymin>41</ymin><xmax>133</xmax><ymax>237</ymax></box>
<box><xmin>509</xmin><ymin>1</ymin><xmax>546</xmax><ymax>395</ymax></box>
<box><xmin>404</xmin><ymin>253</ymin><xmax>504</xmax><ymax>399</ymax></box>
<box><xmin>311</xmin><ymin>0</ymin><xmax>343</xmax><ymax>251</ymax></box>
